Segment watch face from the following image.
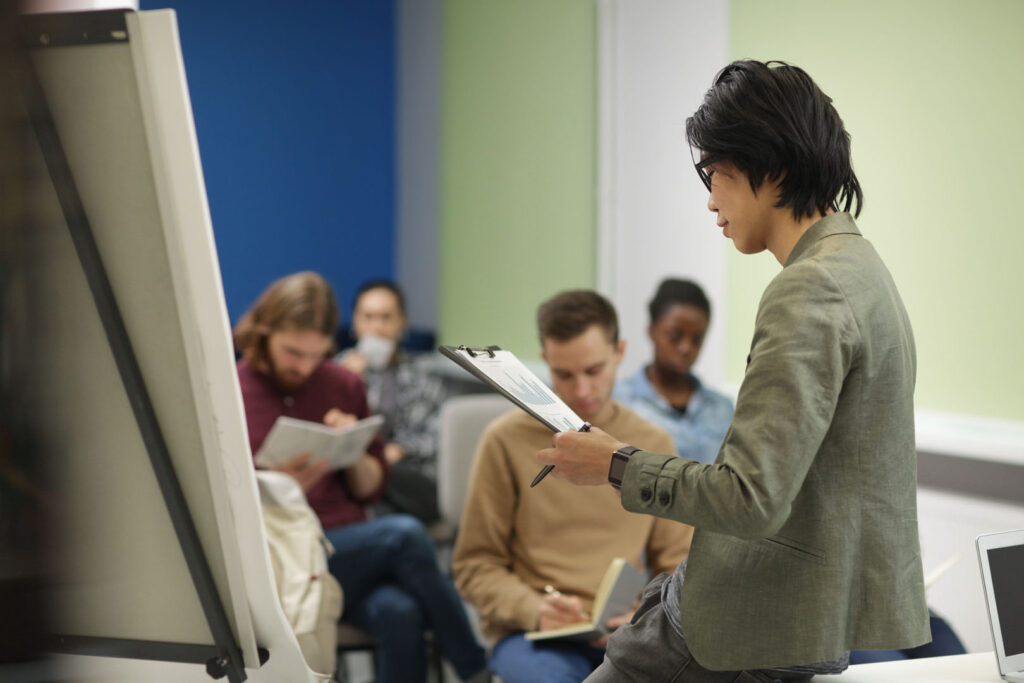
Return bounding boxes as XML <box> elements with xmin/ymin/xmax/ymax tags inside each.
<box><xmin>609</xmin><ymin>451</ymin><xmax>630</xmax><ymax>488</ymax></box>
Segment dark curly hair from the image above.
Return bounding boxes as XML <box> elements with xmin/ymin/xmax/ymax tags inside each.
<box><xmin>648</xmin><ymin>278</ymin><xmax>710</xmax><ymax>325</ymax></box>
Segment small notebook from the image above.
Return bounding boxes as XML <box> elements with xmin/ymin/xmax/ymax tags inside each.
<box><xmin>254</xmin><ymin>414</ymin><xmax>384</xmax><ymax>471</ymax></box>
<box><xmin>525</xmin><ymin>558</ymin><xmax>647</xmax><ymax>643</ymax></box>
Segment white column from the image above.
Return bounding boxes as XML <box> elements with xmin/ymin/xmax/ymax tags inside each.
<box><xmin>597</xmin><ymin>0</ymin><xmax>730</xmax><ymax>386</ymax></box>
<box><xmin>396</xmin><ymin>0</ymin><xmax>441</xmax><ymax>331</ymax></box>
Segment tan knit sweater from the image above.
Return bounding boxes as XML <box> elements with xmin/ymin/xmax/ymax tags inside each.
<box><xmin>452</xmin><ymin>401</ymin><xmax>692</xmax><ymax>642</ymax></box>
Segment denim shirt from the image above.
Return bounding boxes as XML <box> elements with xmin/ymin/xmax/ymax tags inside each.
<box><xmin>613</xmin><ymin>367</ymin><xmax>734</xmax><ymax>464</ymax></box>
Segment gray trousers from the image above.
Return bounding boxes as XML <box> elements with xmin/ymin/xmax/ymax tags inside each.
<box><xmin>585</xmin><ymin>575</ymin><xmax>799</xmax><ymax>683</ymax></box>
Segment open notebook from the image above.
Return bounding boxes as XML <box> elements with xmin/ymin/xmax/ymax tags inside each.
<box><xmin>254</xmin><ymin>415</ymin><xmax>384</xmax><ymax>471</ymax></box>
<box><xmin>525</xmin><ymin>558</ymin><xmax>646</xmax><ymax>643</ymax></box>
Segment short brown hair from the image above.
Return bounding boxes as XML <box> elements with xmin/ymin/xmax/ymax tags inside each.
<box><xmin>537</xmin><ymin>290</ymin><xmax>619</xmax><ymax>345</ymax></box>
<box><xmin>233</xmin><ymin>271</ymin><xmax>339</xmax><ymax>368</ymax></box>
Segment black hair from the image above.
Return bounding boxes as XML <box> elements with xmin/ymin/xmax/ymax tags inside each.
<box><xmin>686</xmin><ymin>59</ymin><xmax>863</xmax><ymax>219</ymax></box>
<box><xmin>353</xmin><ymin>279</ymin><xmax>406</xmax><ymax>316</ymax></box>
<box><xmin>648</xmin><ymin>278</ymin><xmax>710</xmax><ymax>324</ymax></box>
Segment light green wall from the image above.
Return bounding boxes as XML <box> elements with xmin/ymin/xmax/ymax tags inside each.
<box><xmin>728</xmin><ymin>0</ymin><xmax>1024</xmax><ymax>422</ymax></box>
<box><xmin>438</xmin><ymin>0</ymin><xmax>596</xmax><ymax>358</ymax></box>
<box><xmin>437</xmin><ymin>0</ymin><xmax>1024</xmax><ymax>422</ymax></box>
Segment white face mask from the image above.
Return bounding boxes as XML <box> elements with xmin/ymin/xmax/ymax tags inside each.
<box><xmin>357</xmin><ymin>334</ymin><xmax>396</xmax><ymax>370</ymax></box>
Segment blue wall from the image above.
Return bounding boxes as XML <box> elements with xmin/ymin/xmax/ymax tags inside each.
<box><xmin>140</xmin><ymin>0</ymin><xmax>396</xmax><ymax>325</ymax></box>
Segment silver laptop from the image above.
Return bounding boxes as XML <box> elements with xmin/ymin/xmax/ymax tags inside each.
<box><xmin>977</xmin><ymin>529</ymin><xmax>1024</xmax><ymax>682</ymax></box>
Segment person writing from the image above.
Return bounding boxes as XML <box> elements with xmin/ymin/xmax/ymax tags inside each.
<box><xmin>538</xmin><ymin>61</ymin><xmax>930</xmax><ymax>681</ymax></box>
<box><xmin>453</xmin><ymin>290</ymin><xmax>691</xmax><ymax>683</ymax></box>
<box><xmin>235</xmin><ymin>272</ymin><xmax>487</xmax><ymax>683</ymax></box>
<box><xmin>614</xmin><ymin>278</ymin><xmax>733</xmax><ymax>465</ymax></box>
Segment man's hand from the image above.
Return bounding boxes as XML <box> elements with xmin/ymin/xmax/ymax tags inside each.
<box><xmin>323</xmin><ymin>408</ymin><xmax>358</xmax><ymax>430</ymax></box>
<box><xmin>383</xmin><ymin>442</ymin><xmax>405</xmax><ymax>465</ymax></box>
<box><xmin>338</xmin><ymin>349</ymin><xmax>368</xmax><ymax>376</ymax></box>
<box><xmin>537</xmin><ymin>426</ymin><xmax>628</xmax><ymax>486</ymax></box>
<box><xmin>274</xmin><ymin>451</ymin><xmax>329</xmax><ymax>492</ymax></box>
<box><xmin>538</xmin><ymin>592</ymin><xmax>589</xmax><ymax>631</ymax></box>
<box><xmin>589</xmin><ymin>611</ymin><xmax>634</xmax><ymax>650</ymax></box>
<box><xmin>326</xmin><ymin>409</ymin><xmax>383</xmax><ymax>498</ymax></box>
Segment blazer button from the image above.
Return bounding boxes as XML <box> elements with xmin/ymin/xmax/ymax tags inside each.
<box><xmin>640</xmin><ymin>487</ymin><xmax>653</xmax><ymax>502</ymax></box>
<box><xmin>658</xmin><ymin>491</ymin><xmax>670</xmax><ymax>506</ymax></box>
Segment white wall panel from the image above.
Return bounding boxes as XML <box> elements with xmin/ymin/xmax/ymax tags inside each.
<box><xmin>918</xmin><ymin>487</ymin><xmax>1024</xmax><ymax>654</ymax></box>
<box><xmin>597</xmin><ymin>0</ymin><xmax>730</xmax><ymax>384</ymax></box>
<box><xmin>396</xmin><ymin>0</ymin><xmax>441</xmax><ymax>331</ymax></box>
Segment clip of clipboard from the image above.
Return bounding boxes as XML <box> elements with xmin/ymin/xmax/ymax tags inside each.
<box><xmin>438</xmin><ymin>344</ymin><xmax>590</xmax><ymax>487</ymax></box>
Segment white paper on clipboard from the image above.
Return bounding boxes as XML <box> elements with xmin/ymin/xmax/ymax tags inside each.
<box><xmin>439</xmin><ymin>345</ymin><xmax>585</xmax><ymax>433</ymax></box>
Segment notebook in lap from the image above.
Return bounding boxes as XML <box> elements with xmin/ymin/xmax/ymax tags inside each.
<box><xmin>977</xmin><ymin>528</ymin><xmax>1024</xmax><ymax>683</ymax></box>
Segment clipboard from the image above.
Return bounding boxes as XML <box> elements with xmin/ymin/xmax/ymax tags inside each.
<box><xmin>438</xmin><ymin>345</ymin><xmax>589</xmax><ymax>486</ymax></box>
<box><xmin>438</xmin><ymin>345</ymin><xmax>585</xmax><ymax>432</ymax></box>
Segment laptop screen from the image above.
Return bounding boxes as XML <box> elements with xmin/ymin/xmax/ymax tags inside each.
<box><xmin>988</xmin><ymin>544</ymin><xmax>1024</xmax><ymax>657</ymax></box>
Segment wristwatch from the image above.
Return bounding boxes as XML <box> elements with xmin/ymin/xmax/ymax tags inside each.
<box><xmin>608</xmin><ymin>445</ymin><xmax>640</xmax><ymax>489</ymax></box>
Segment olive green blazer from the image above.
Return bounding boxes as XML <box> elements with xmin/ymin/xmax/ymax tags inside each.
<box><xmin>622</xmin><ymin>213</ymin><xmax>930</xmax><ymax>670</ymax></box>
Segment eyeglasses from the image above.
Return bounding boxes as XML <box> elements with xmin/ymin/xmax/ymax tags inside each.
<box><xmin>691</xmin><ymin>149</ymin><xmax>722</xmax><ymax>192</ymax></box>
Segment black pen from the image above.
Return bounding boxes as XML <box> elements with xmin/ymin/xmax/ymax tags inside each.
<box><xmin>531</xmin><ymin>422</ymin><xmax>591</xmax><ymax>487</ymax></box>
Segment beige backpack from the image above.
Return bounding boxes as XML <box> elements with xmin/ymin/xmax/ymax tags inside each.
<box><xmin>257</xmin><ymin>471</ymin><xmax>343</xmax><ymax>677</ymax></box>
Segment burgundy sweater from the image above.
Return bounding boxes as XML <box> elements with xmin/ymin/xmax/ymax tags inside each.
<box><xmin>237</xmin><ymin>358</ymin><xmax>389</xmax><ymax>529</ymax></box>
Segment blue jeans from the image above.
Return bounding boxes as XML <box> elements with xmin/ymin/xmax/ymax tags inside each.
<box><xmin>490</xmin><ymin>633</ymin><xmax>605</xmax><ymax>683</ymax></box>
<box><xmin>325</xmin><ymin>514</ymin><xmax>486</xmax><ymax>683</ymax></box>
<box><xmin>849</xmin><ymin>610</ymin><xmax>966</xmax><ymax>664</ymax></box>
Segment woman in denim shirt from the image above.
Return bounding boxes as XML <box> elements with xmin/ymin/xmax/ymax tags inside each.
<box><xmin>614</xmin><ymin>278</ymin><xmax>733</xmax><ymax>465</ymax></box>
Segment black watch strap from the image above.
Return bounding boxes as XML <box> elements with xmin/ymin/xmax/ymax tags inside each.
<box><xmin>608</xmin><ymin>445</ymin><xmax>640</xmax><ymax>489</ymax></box>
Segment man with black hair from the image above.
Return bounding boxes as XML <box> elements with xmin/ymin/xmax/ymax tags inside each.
<box><xmin>539</xmin><ymin>60</ymin><xmax>929</xmax><ymax>681</ymax></box>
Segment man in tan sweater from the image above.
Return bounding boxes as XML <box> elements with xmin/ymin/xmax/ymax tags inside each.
<box><xmin>452</xmin><ymin>290</ymin><xmax>693</xmax><ymax>683</ymax></box>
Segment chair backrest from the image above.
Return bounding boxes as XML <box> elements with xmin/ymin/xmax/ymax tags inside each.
<box><xmin>437</xmin><ymin>394</ymin><xmax>513</xmax><ymax>527</ymax></box>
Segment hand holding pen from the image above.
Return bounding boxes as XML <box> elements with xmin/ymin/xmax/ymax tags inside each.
<box><xmin>538</xmin><ymin>584</ymin><xmax>590</xmax><ymax>630</ymax></box>
<box><xmin>531</xmin><ymin>422</ymin><xmax>591</xmax><ymax>487</ymax></box>
<box><xmin>535</xmin><ymin>424</ymin><xmax>629</xmax><ymax>487</ymax></box>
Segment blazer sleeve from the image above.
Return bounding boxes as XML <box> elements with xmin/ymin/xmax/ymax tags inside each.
<box><xmin>621</xmin><ymin>261</ymin><xmax>858</xmax><ymax>538</ymax></box>
<box><xmin>636</xmin><ymin>423</ymin><xmax>692</xmax><ymax>575</ymax></box>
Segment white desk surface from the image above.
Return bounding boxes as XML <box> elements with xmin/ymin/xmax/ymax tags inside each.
<box><xmin>836</xmin><ymin>652</ymin><xmax>1002</xmax><ymax>682</ymax></box>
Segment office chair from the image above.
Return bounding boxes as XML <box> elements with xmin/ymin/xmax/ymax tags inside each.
<box><xmin>336</xmin><ymin>621</ymin><xmax>446</xmax><ymax>683</ymax></box>
<box><xmin>437</xmin><ymin>394</ymin><xmax>513</xmax><ymax>539</ymax></box>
